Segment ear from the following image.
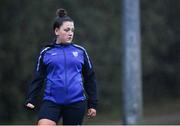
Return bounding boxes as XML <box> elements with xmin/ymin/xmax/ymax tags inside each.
<box><xmin>54</xmin><ymin>28</ymin><xmax>59</xmax><ymax>36</ymax></box>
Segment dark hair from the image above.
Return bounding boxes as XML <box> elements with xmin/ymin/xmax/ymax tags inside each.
<box><xmin>53</xmin><ymin>8</ymin><xmax>73</xmax><ymax>31</ymax></box>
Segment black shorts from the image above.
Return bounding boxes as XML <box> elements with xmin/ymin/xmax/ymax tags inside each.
<box><xmin>38</xmin><ymin>100</ymin><xmax>86</xmax><ymax>125</ymax></box>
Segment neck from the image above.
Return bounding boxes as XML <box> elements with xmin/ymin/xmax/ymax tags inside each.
<box><xmin>56</xmin><ymin>41</ymin><xmax>71</xmax><ymax>44</ymax></box>
<box><xmin>55</xmin><ymin>41</ymin><xmax>72</xmax><ymax>45</ymax></box>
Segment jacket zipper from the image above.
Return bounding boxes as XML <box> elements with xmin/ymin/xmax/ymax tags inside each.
<box><xmin>62</xmin><ymin>47</ymin><xmax>68</xmax><ymax>103</ymax></box>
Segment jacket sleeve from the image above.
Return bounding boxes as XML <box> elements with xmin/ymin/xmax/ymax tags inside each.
<box><xmin>82</xmin><ymin>50</ymin><xmax>98</xmax><ymax>109</ymax></box>
<box><xmin>25</xmin><ymin>50</ymin><xmax>46</xmax><ymax>107</ymax></box>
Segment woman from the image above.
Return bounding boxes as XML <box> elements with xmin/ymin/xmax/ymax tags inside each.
<box><xmin>25</xmin><ymin>8</ymin><xmax>98</xmax><ymax>125</ymax></box>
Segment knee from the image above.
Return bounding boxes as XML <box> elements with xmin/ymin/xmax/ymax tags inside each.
<box><xmin>38</xmin><ymin>119</ymin><xmax>56</xmax><ymax>126</ymax></box>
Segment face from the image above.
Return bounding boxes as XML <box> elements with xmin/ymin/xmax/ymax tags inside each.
<box><xmin>55</xmin><ymin>21</ymin><xmax>74</xmax><ymax>43</ymax></box>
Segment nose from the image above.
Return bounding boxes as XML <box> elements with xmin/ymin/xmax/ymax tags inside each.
<box><xmin>68</xmin><ymin>31</ymin><xmax>73</xmax><ymax>36</ymax></box>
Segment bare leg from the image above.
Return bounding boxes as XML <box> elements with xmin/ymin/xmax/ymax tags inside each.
<box><xmin>38</xmin><ymin>119</ymin><xmax>56</xmax><ymax>126</ymax></box>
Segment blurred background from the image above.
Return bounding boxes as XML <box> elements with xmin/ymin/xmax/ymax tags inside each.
<box><xmin>0</xmin><ymin>0</ymin><xmax>180</xmax><ymax>124</ymax></box>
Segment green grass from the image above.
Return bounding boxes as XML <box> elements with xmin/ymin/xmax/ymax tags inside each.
<box><xmin>83</xmin><ymin>99</ymin><xmax>180</xmax><ymax>125</ymax></box>
<box><xmin>83</xmin><ymin>110</ymin><xmax>122</xmax><ymax>125</ymax></box>
<box><xmin>144</xmin><ymin>98</ymin><xmax>180</xmax><ymax>116</ymax></box>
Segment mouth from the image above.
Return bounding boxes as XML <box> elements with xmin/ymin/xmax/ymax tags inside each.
<box><xmin>68</xmin><ymin>37</ymin><xmax>72</xmax><ymax>40</ymax></box>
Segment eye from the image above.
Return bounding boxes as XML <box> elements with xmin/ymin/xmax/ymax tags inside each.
<box><xmin>64</xmin><ymin>28</ymin><xmax>70</xmax><ymax>32</ymax></box>
<box><xmin>64</xmin><ymin>28</ymin><xmax>74</xmax><ymax>32</ymax></box>
<box><xmin>71</xmin><ymin>28</ymin><xmax>75</xmax><ymax>32</ymax></box>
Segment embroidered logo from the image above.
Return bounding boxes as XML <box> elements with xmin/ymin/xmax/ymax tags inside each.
<box><xmin>51</xmin><ymin>53</ymin><xmax>57</xmax><ymax>56</ymax></box>
<box><xmin>72</xmin><ymin>51</ymin><xmax>78</xmax><ymax>57</ymax></box>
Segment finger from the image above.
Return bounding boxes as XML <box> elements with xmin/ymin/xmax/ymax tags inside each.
<box><xmin>88</xmin><ymin>113</ymin><xmax>94</xmax><ymax>118</ymax></box>
<box><xmin>92</xmin><ymin>112</ymin><xmax>96</xmax><ymax>117</ymax></box>
<box><xmin>90</xmin><ymin>111</ymin><xmax>96</xmax><ymax>116</ymax></box>
<box><xmin>87</xmin><ymin>110</ymin><xmax>92</xmax><ymax>116</ymax></box>
<box><xmin>87</xmin><ymin>112</ymin><xmax>92</xmax><ymax>118</ymax></box>
<box><xmin>87</xmin><ymin>110</ymin><xmax>92</xmax><ymax>115</ymax></box>
<box><xmin>87</xmin><ymin>112</ymin><xmax>96</xmax><ymax>118</ymax></box>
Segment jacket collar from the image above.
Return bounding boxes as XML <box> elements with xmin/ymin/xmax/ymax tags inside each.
<box><xmin>53</xmin><ymin>42</ymin><xmax>73</xmax><ymax>47</ymax></box>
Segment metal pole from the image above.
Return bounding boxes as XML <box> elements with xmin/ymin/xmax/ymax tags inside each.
<box><xmin>121</xmin><ymin>0</ymin><xmax>143</xmax><ymax>124</ymax></box>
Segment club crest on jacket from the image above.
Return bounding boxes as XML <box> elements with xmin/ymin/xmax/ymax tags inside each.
<box><xmin>72</xmin><ymin>51</ymin><xmax>78</xmax><ymax>57</ymax></box>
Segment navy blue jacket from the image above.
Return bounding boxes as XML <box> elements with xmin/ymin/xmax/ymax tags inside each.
<box><xmin>26</xmin><ymin>43</ymin><xmax>97</xmax><ymax>109</ymax></box>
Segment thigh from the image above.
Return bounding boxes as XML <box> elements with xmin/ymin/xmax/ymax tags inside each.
<box><xmin>62</xmin><ymin>100</ymin><xmax>86</xmax><ymax>125</ymax></box>
<box><xmin>38</xmin><ymin>100</ymin><xmax>62</xmax><ymax>124</ymax></box>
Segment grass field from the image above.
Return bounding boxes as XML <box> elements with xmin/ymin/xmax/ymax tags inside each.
<box><xmin>83</xmin><ymin>99</ymin><xmax>180</xmax><ymax>125</ymax></box>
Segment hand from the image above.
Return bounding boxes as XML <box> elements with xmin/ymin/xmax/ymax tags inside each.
<box><xmin>26</xmin><ymin>103</ymin><xmax>35</xmax><ymax>109</ymax></box>
<box><xmin>87</xmin><ymin>108</ymin><xmax>96</xmax><ymax>119</ymax></box>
